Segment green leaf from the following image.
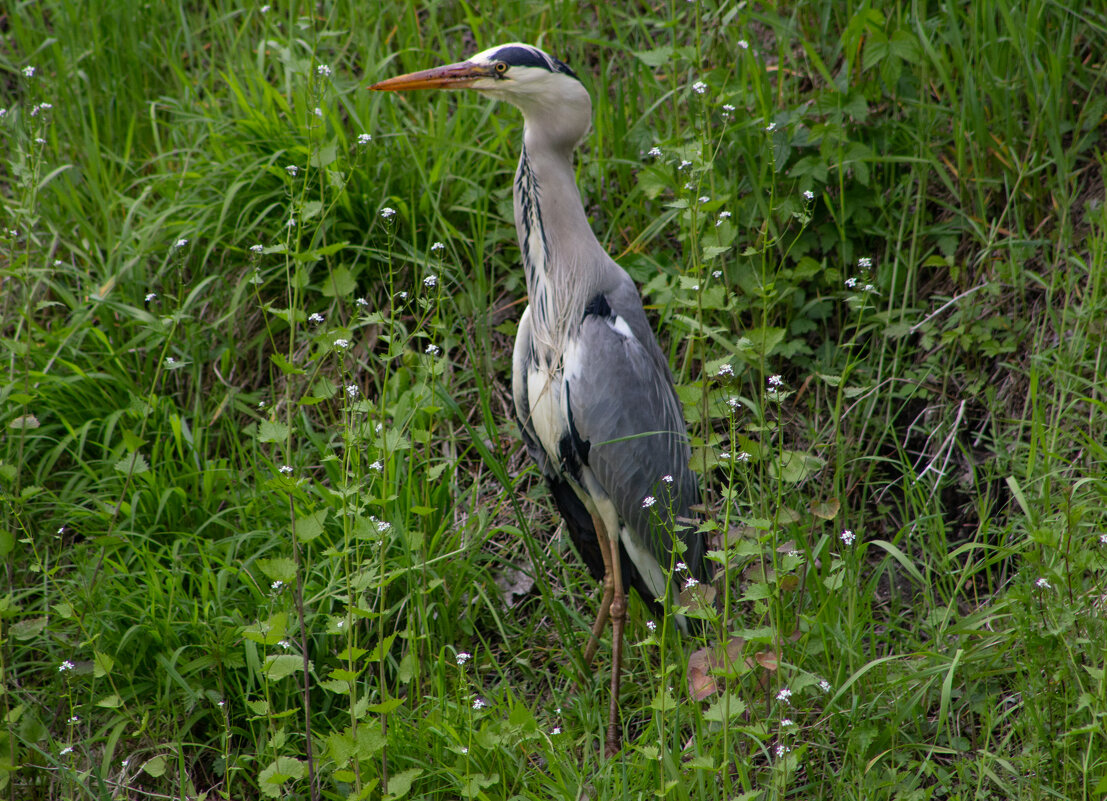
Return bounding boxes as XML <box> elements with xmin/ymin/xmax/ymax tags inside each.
<box><xmin>633</xmin><ymin>46</ymin><xmax>674</xmax><ymax>67</ymax></box>
<box><xmin>310</xmin><ymin>142</ymin><xmax>337</xmax><ymax>168</ymax></box>
<box><xmin>384</xmin><ymin>767</ymin><xmax>423</xmax><ymax>800</ymax></box>
<box><xmin>113</xmin><ymin>451</ymin><xmax>149</xmax><ymax>475</ymax></box>
<box><xmin>242</xmin><ymin>612</ymin><xmax>288</xmax><ymax>645</ymax></box>
<box><xmin>322</xmin><ymin>265</ymin><xmax>356</xmax><ymax>298</ymax></box>
<box><xmin>262</xmin><ymin>654</ymin><xmax>305</xmax><ymax>681</ymax></box>
<box><xmin>294</xmin><ymin>509</ymin><xmax>327</xmax><ymax>543</ymax></box>
<box><xmin>93</xmin><ymin>652</ymin><xmax>114</xmax><ymax>678</ymax></box>
<box><xmin>142</xmin><ymin>755</ymin><xmax>167</xmax><ymax>778</ymax></box>
<box><xmin>95</xmin><ymin>694</ymin><xmax>122</xmax><ymax>708</ymax></box>
<box><xmin>257</xmin><ymin>420</ymin><xmax>290</xmax><ymax>443</ymax></box>
<box><xmin>704</xmin><ymin>692</ymin><xmax>747</xmax><ymax>722</ymax></box>
<box><xmin>258</xmin><ymin>756</ymin><xmax>306</xmax><ymax>797</ymax></box>
<box><xmin>768</xmin><ymin>450</ymin><xmax>825</xmax><ymax>483</ymax></box>
<box><xmin>257</xmin><ymin>557</ymin><xmax>297</xmax><ymax>583</ymax></box>
<box><xmin>270</xmin><ymin>351</ymin><xmax>305</xmax><ymax>375</ymax></box>
<box><xmin>368</xmin><ymin>633</ymin><xmax>398</xmax><ymax>662</ymax></box>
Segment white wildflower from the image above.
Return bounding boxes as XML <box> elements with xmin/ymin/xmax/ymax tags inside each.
<box><xmin>173</xmin><ymin>238</ymin><xmax>188</xmax><ymax>248</ymax></box>
<box><xmin>380</xmin><ymin>207</ymin><xmax>396</xmax><ymax>219</ymax></box>
<box><xmin>59</xmin><ymin>660</ymin><xmax>75</xmax><ymax>672</ymax></box>
<box><xmin>642</xmin><ymin>496</ymin><xmax>656</xmax><ymax>508</ymax></box>
<box><xmin>691</xmin><ymin>81</ymin><xmax>707</xmax><ymax>94</ymax></box>
<box><xmin>316</xmin><ymin>64</ymin><xmax>332</xmax><ymax>77</ymax></box>
<box><xmin>738</xmin><ymin>40</ymin><xmax>749</xmax><ymax>50</ymax></box>
<box><xmin>1035</xmin><ymin>577</ymin><xmax>1051</xmax><ymax>589</ymax></box>
<box><xmin>286</xmin><ymin>165</ymin><xmax>298</xmax><ymax>176</ymax></box>
<box><xmin>858</xmin><ymin>256</ymin><xmax>873</xmax><ymax>268</ymax></box>
<box><xmin>803</xmin><ymin>190</ymin><xmax>814</xmax><ymax>200</ymax></box>
<box><xmin>840</xmin><ymin>529</ymin><xmax>856</xmax><ymax>546</ymax></box>
<box><xmin>345</xmin><ymin>384</ymin><xmax>358</xmax><ymax>398</ymax></box>
<box><xmin>333</xmin><ymin>338</ymin><xmax>351</xmax><ymax>349</ymax></box>
<box><xmin>424</xmin><ymin>274</ymin><xmax>438</xmax><ymax>288</ymax></box>
<box><xmin>647</xmin><ymin>146</ymin><xmax>662</xmax><ymax>158</ymax></box>
<box><xmin>358</xmin><ymin>133</ymin><xmax>372</xmax><ymax>145</ymax></box>
<box><xmin>250</xmin><ymin>243</ymin><xmax>264</xmax><ymax>253</ymax></box>
<box><xmin>776</xmin><ymin>687</ymin><xmax>792</xmax><ymax>703</ymax></box>
<box><xmin>425</xmin><ymin>343</ymin><xmax>441</xmax><ymax>356</ymax></box>
<box><xmin>430</xmin><ymin>241</ymin><xmax>445</xmax><ymax>251</ymax></box>
<box><xmin>456</xmin><ymin>652</ymin><xmax>471</xmax><ymax>666</ymax></box>
<box><xmin>308</xmin><ymin>312</ymin><xmax>324</xmax><ymax>324</ymax></box>
<box><xmin>717</xmin><ymin>363</ymin><xmax>734</xmax><ymax>377</ymax></box>
<box><xmin>23</xmin><ymin>66</ymin><xmax>36</xmax><ymax>78</ymax></box>
<box><xmin>279</xmin><ymin>465</ymin><xmax>293</xmax><ymax>475</ymax></box>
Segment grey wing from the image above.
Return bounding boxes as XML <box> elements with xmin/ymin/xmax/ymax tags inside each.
<box><xmin>566</xmin><ymin>281</ymin><xmax>702</xmax><ymax>579</ymax></box>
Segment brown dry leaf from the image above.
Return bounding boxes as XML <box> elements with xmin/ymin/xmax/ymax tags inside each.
<box><xmin>811</xmin><ymin>499</ymin><xmax>841</xmax><ymax>520</ymax></box>
<box><xmin>687</xmin><ymin>636</ymin><xmax>752</xmax><ymax>701</ymax></box>
<box><xmin>754</xmin><ymin>650</ymin><xmax>779</xmax><ymax>671</ymax></box>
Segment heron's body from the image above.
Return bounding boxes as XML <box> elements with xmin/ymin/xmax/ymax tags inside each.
<box><xmin>370</xmin><ymin>43</ymin><xmax>709</xmax><ymax>755</ymax></box>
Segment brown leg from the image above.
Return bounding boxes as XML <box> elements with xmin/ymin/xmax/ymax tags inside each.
<box><xmin>604</xmin><ymin>521</ymin><xmax>627</xmax><ymax>758</ymax></box>
<box><xmin>583</xmin><ymin>517</ymin><xmax>615</xmax><ymax>666</ymax></box>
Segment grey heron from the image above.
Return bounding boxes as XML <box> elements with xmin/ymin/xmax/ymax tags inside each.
<box><xmin>370</xmin><ymin>43</ymin><xmax>709</xmax><ymax>756</ymax></box>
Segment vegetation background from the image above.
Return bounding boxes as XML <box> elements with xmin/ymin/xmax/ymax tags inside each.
<box><xmin>2</xmin><ymin>0</ymin><xmax>1106</xmax><ymax>799</ymax></box>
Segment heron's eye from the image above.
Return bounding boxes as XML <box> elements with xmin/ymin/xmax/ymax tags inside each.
<box><xmin>494</xmin><ymin>62</ymin><xmax>508</xmax><ymax>75</ymax></box>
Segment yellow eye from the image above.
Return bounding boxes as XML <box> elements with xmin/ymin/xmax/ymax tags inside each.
<box><xmin>494</xmin><ymin>62</ymin><xmax>508</xmax><ymax>74</ymax></box>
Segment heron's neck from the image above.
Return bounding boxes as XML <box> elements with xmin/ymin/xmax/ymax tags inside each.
<box><xmin>514</xmin><ymin>129</ymin><xmax>604</xmax><ymax>324</ymax></box>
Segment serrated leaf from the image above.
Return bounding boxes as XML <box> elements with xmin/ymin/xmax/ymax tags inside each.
<box><xmin>114</xmin><ymin>451</ymin><xmax>149</xmax><ymax>475</ymax></box>
<box><xmin>257</xmin><ymin>557</ymin><xmax>297</xmax><ymax>583</ymax></box>
<box><xmin>294</xmin><ymin>509</ymin><xmax>327</xmax><ymax>543</ymax></box>
<box><xmin>257</xmin><ymin>420</ymin><xmax>289</xmax><ymax>443</ymax></box>
<box><xmin>11</xmin><ymin>617</ymin><xmax>47</xmax><ymax>640</ymax></box>
<box><xmin>270</xmin><ymin>351</ymin><xmax>305</xmax><ymax>375</ymax></box>
<box><xmin>310</xmin><ymin>143</ymin><xmax>337</xmax><ymax>168</ymax></box>
<box><xmin>96</xmin><ymin>694</ymin><xmax>122</xmax><ymax>708</ymax></box>
<box><xmin>93</xmin><ymin>651</ymin><xmax>114</xmax><ymax>678</ymax></box>
<box><xmin>633</xmin><ymin>46</ymin><xmax>674</xmax><ymax>67</ymax></box>
<box><xmin>704</xmin><ymin>692</ymin><xmax>747</xmax><ymax>722</ymax></box>
<box><xmin>383</xmin><ymin>767</ymin><xmax>422</xmax><ymax>800</ymax></box>
<box><xmin>322</xmin><ymin>265</ymin><xmax>356</xmax><ymax>298</ymax></box>
<box><xmin>258</xmin><ymin>756</ymin><xmax>306</xmax><ymax>797</ymax></box>
<box><xmin>368</xmin><ymin>633</ymin><xmax>397</xmax><ymax>662</ymax></box>
<box><xmin>242</xmin><ymin>612</ymin><xmax>287</xmax><ymax>645</ymax></box>
<box><xmin>366</xmin><ymin>697</ymin><xmax>403</xmax><ymax>714</ymax></box>
<box><xmin>8</xmin><ymin>414</ymin><xmax>39</xmax><ymax>430</ymax></box>
<box><xmin>768</xmin><ymin>450</ymin><xmax>825</xmax><ymax>483</ymax></box>
<box><xmin>811</xmin><ymin>499</ymin><xmax>840</xmax><ymax>520</ymax></box>
<box><xmin>262</xmin><ymin>654</ymin><xmax>304</xmax><ymax>680</ymax></box>
<box><xmin>142</xmin><ymin>755</ymin><xmax>167</xmax><ymax>778</ymax></box>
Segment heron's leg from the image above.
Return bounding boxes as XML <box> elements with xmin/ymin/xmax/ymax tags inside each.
<box><xmin>583</xmin><ymin>516</ymin><xmax>615</xmax><ymax>666</ymax></box>
<box><xmin>605</xmin><ymin>523</ymin><xmax>627</xmax><ymax>758</ymax></box>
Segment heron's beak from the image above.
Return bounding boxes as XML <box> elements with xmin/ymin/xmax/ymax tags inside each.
<box><xmin>368</xmin><ymin>61</ymin><xmax>493</xmax><ymax>92</ymax></box>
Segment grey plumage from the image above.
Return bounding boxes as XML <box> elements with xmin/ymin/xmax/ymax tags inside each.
<box><xmin>370</xmin><ymin>42</ymin><xmax>709</xmax><ymax>756</ymax></box>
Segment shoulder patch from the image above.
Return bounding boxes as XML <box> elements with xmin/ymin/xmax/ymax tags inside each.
<box><xmin>582</xmin><ymin>293</ymin><xmax>612</xmax><ymax>321</ymax></box>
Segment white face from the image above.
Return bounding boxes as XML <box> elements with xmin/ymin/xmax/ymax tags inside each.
<box><xmin>463</xmin><ymin>44</ymin><xmax>586</xmax><ymax>110</ymax></box>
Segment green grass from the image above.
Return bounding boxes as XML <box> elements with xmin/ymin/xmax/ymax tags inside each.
<box><xmin>3</xmin><ymin>0</ymin><xmax>1106</xmax><ymax>799</ymax></box>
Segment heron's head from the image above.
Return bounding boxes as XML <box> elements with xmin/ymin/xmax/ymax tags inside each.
<box><xmin>369</xmin><ymin>43</ymin><xmax>592</xmax><ymax>152</ymax></box>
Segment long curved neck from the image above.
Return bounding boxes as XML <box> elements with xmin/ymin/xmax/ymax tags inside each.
<box><xmin>514</xmin><ymin>124</ymin><xmax>605</xmax><ymax>342</ymax></box>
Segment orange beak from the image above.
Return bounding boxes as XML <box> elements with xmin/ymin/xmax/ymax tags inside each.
<box><xmin>368</xmin><ymin>60</ymin><xmax>494</xmax><ymax>92</ymax></box>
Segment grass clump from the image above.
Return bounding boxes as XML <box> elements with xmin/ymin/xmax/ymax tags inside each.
<box><xmin>2</xmin><ymin>1</ymin><xmax>1106</xmax><ymax>800</ymax></box>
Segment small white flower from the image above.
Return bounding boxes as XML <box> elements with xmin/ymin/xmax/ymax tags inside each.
<box><xmin>776</xmin><ymin>687</ymin><xmax>792</xmax><ymax>703</ymax></box>
<box><xmin>775</xmin><ymin>744</ymin><xmax>791</xmax><ymax>759</ymax></box>
<box><xmin>59</xmin><ymin>660</ymin><xmax>75</xmax><ymax>672</ymax></box>
<box><xmin>1100</xmin><ymin>534</ymin><xmax>1107</xmax><ymax>545</ymax></box>
<box><xmin>647</xmin><ymin>146</ymin><xmax>662</xmax><ymax>158</ymax></box>
<box><xmin>456</xmin><ymin>651</ymin><xmax>471</xmax><ymax>666</ymax></box>
<box><xmin>735</xmin><ymin>452</ymin><xmax>750</xmax><ymax>463</ymax></box>
<box><xmin>333</xmin><ymin>338</ymin><xmax>351</xmax><ymax>349</ymax></box>
<box><xmin>250</xmin><ymin>243</ymin><xmax>264</xmax><ymax>253</ymax></box>
<box><xmin>286</xmin><ymin>217</ymin><xmax>296</xmax><ymax>228</ymax></box>
<box><xmin>717</xmin><ymin>363</ymin><xmax>734</xmax><ymax>377</ymax></box>
<box><xmin>380</xmin><ymin>207</ymin><xmax>396</xmax><ymax>219</ymax></box>
<box><xmin>675</xmin><ymin>562</ymin><xmax>688</xmax><ymax>572</ymax></box>
<box><xmin>691</xmin><ymin>81</ymin><xmax>707</xmax><ymax>94</ymax></box>
<box><xmin>279</xmin><ymin>465</ymin><xmax>293</xmax><ymax>475</ymax></box>
<box><xmin>781</xmin><ymin>718</ymin><xmax>794</xmax><ymax>727</ymax></box>
<box><xmin>278</xmin><ymin>640</ymin><xmax>292</xmax><ymax>650</ymax></box>
<box><xmin>165</xmin><ymin>356</ymin><xmax>176</xmax><ymax>366</ymax></box>
<box><xmin>727</xmin><ymin>396</ymin><xmax>742</xmax><ymax>410</ymax></box>
<box><xmin>845</xmin><ymin>276</ymin><xmax>858</xmax><ymax>288</ymax></box>
<box><xmin>863</xmin><ymin>283</ymin><xmax>876</xmax><ymax>293</ymax></box>
<box><xmin>840</xmin><ymin>529</ymin><xmax>856</xmax><ymax>546</ymax></box>
<box><xmin>286</xmin><ymin>165</ymin><xmax>298</xmax><ymax>176</ymax></box>
<box><xmin>698</xmin><ymin>195</ymin><xmax>711</xmax><ymax>204</ymax></box>
<box><xmin>396</xmin><ymin>291</ymin><xmax>408</xmax><ymax>300</ymax></box>
<box><xmin>662</xmin><ymin>474</ymin><xmax>674</xmax><ymax>484</ymax></box>
<box><xmin>858</xmin><ymin>256</ymin><xmax>873</xmax><ymax>268</ymax></box>
<box><xmin>0</xmin><ymin>109</ymin><xmax>6</xmax><ymax>118</ymax></box>
<box><xmin>678</xmin><ymin>159</ymin><xmax>692</xmax><ymax>170</ymax></box>
<box><xmin>60</xmin><ymin>746</ymin><xmax>73</xmax><ymax>756</ymax></box>
<box><xmin>68</xmin><ymin>715</ymin><xmax>79</xmax><ymax>723</ymax></box>
<box><xmin>472</xmin><ymin>698</ymin><xmax>487</xmax><ymax>710</ymax></box>
<box><xmin>460</xmin><ymin>746</ymin><xmax>468</xmax><ymax>754</ymax></box>
<box><xmin>738</xmin><ymin>40</ymin><xmax>749</xmax><ymax>50</ymax></box>
<box><xmin>768</xmin><ymin>374</ymin><xmax>784</xmax><ymax>387</ymax></box>
<box><xmin>122</xmin><ymin>758</ymin><xmax>130</xmax><ymax>768</ymax></box>
<box><xmin>337</xmin><ymin>619</ymin><xmax>346</xmax><ymax>628</ymax></box>
<box><xmin>642</xmin><ymin>496</ymin><xmax>656</xmax><ymax>508</ymax></box>
<box><xmin>424</xmin><ymin>274</ymin><xmax>438</xmax><ymax>288</ymax></box>
<box><xmin>646</xmin><ymin>620</ymin><xmax>657</xmax><ymax>631</ymax></box>
<box><xmin>313</xmin><ymin>107</ymin><xmax>323</xmax><ymax>118</ymax></box>
<box><xmin>1035</xmin><ymin>577</ymin><xmax>1051</xmax><ymax>589</ymax></box>
<box><xmin>145</xmin><ymin>292</ymin><xmax>157</xmax><ymax>302</ymax></box>
<box><xmin>217</xmin><ymin>699</ymin><xmax>226</xmax><ymax>707</ymax></box>
<box><xmin>803</xmin><ymin>190</ymin><xmax>814</xmax><ymax>200</ymax></box>
<box><xmin>684</xmin><ymin>577</ymin><xmax>699</xmax><ymax>589</ymax></box>
<box><xmin>316</xmin><ymin>64</ymin><xmax>332</xmax><ymax>77</ymax></box>
<box><xmin>683</xmin><ymin>182</ymin><xmax>694</xmax><ymax>190</ymax></box>
<box><xmin>375</xmin><ymin>519</ymin><xmax>391</xmax><ymax>533</ymax></box>
<box><xmin>308</xmin><ymin>312</ymin><xmax>324</xmax><ymax>324</ymax></box>
<box><xmin>551</xmin><ymin>726</ymin><xmax>561</xmax><ymax>735</ymax></box>
<box><xmin>57</xmin><ymin>527</ymin><xmax>65</xmax><ymax>534</ymax></box>
<box><xmin>425</xmin><ymin>343</ymin><xmax>441</xmax><ymax>356</ymax></box>
<box><xmin>34</xmin><ymin>137</ymin><xmax>46</xmax><ymax>144</ymax></box>
<box><xmin>720</xmin><ymin>451</ymin><xmax>731</xmax><ymax>460</ymax></box>
<box><xmin>271</xmin><ymin>580</ymin><xmax>285</xmax><ymax>591</ymax></box>
<box><xmin>692</xmin><ymin>284</ymin><xmax>700</xmax><ymax>291</ymax></box>
<box><xmin>357</xmin><ymin>133</ymin><xmax>372</xmax><ymax>145</ymax></box>
<box><xmin>260</xmin><ymin>4</ymin><xmax>270</xmax><ymax>11</ymax></box>
<box><xmin>369</xmin><ymin>460</ymin><xmax>383</xmax><ymax>471</ymax></box>
<box><xmin>173</xmin><ymin>238</ymin><xmax>188</xmax><ymax>248</ymax></box>
<box><xmin>430</xmin><ymin>241</ymin><xmax>445</xmax><ymax>251</ymax></box>
<box><xmin>23</xmin><ymin>66</ymin><xmax>36</xmax><ymax>78</ymax></box>
<box><xmin>819</xmin><ymin>679</ymin><xmax>832</xmax><ymax>692</ymax></box>
<box><xmin>722</xmin><ymin>103</ymin><xmax>736</xmax><ymax>112</ymax></box>
<box><xmin>766</xmin><ymin>121</ymin><xmax>777</xmax><ymax>132</ymax></box>
<box><xmin>345</xmin><ymin>384</ymin><xmax>358</xmax><ymax>398</ymax></box>
<box><xmin>356</xmin><ymin>297</ymin><xmax>369</xmax><ymax>307</ymax></box>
